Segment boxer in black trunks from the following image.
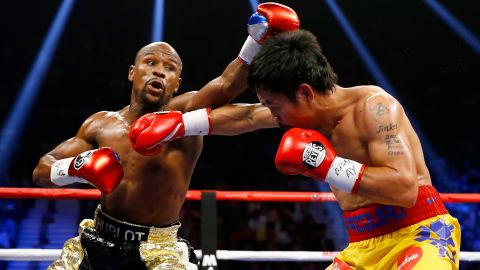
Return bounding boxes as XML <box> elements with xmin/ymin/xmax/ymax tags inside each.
<box><xmin>32</xmin><ymin>3</ymin><xmax>299</xmax><ymax>269</ymax></box>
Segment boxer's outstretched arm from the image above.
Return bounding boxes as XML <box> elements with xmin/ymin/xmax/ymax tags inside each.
<box><xmin>32</xmin><ymin>114</ymin><xmax>98</xmax><ymax>187</ymax></box>
<box><xmin>129</xmin><ymin>103</ymin><xmax>278</xmax><ymax>155</ymax></box>
<box><xmin>182</xmin><ymin>59</ymin><xmax>249</xmax><ymax>111</ymax></box>
<box><xmin>209</xmin><ymin>103</ymin><xmax>278</xmax><ymax>135</ymax></box>
<box><xmin>170</xmin><ymin>3</ymin><xmax>300</xmax><ymax>112</ymax></box>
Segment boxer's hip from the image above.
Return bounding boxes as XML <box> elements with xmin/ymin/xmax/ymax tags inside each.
<box><xmin>92</xmin><ymin>205</ymin><xmax>180</xmax><ymax>243</ymax></box>
<box><xmin>79</xmin><ymin>205</ymin><xmax>185</xmax><ymax>269</ymax></box>
<box><xmin>330</xmin><ymin>214</ymin><xmax>460</xmax><ymax>270</ymax></box>
<box><xmin>343</xmin><ymin>185</ymin><xmax>449</xmax><ymax>242</ymax></box>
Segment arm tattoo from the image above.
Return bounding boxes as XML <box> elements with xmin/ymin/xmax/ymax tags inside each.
<box><xmin>385</xmin><ymin>134</ymin><xmax>404</xmax><ymax>156</ymax></box>
<box><xmin>371</xmin><ymin>102</ymin><xmax>390</xmax><ymax>118</ymax></box>
<box><xmin>377</xmin><ymin>123</ymin><xmax>397</xmax><ymax>134</ymax></box>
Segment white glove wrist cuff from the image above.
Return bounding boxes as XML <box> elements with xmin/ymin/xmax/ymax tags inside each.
<box><xmin>183</xmin><ymin>108</ymin><xmax>211</xmax><ymax>136</ymax></box>
<box><xmin>238</xmin><ymin>36</ymin><xmax>262</xmax><ymax>65</ymax></box>
<box><xmin>325</xmin><ymin>157</ymin><xmax>364</xmax><ymax>193</ymax></box>
<box><xmin>50</xmin><ymin>158</ymin><xmax>86</xmax><ymax>186</ymax></box>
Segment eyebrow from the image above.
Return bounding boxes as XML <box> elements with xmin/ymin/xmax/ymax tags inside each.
<box><xmin>142</xmin><ymin>52</ymin><xmax>179</xmax><ymax>64</ymax></box>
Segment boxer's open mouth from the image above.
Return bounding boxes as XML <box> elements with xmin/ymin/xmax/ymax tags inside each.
<box><xmin>146</xmin><ymin>79</ymin><xmax>165</xmax><ymax>95</ymax></box>
<box><xmin>150</xmin><ymin>81</ymin><xmax>163</xmax><ymax>90</ymax></box>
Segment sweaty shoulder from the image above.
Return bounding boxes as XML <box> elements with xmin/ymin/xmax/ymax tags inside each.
<box><xmin>166</xmin><ymin>91</ymin><xmax>198</xmax><ymax>112</ymax></box>
<box><xmin>86</xmin><ymin>110</ymin><xmax>123</xmax><ymax>125</ymax></box>
<box><xmin>78</xmin><ymin>110</ymin><xmax>126</xmax><ymax>141</ymax></box>
<box><xmin>355</xmin><ymin>86</ymin><xmax>405</xmax><ymax>140</ymax></box>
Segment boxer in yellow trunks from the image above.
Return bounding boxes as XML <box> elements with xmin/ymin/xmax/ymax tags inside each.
<box><xmin>244</xmin><ymin>29</ymin><xmax>462</xmax><ymax>269</ymax></box>
<box><xmin>159</xmin><ymin>29</ymin><xmax>459</xmax><ymax>269</ymax></box>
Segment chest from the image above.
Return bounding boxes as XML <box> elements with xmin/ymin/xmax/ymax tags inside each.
<box><xmin>95</xmin><ymin>124</ymin><xmax>131</xmax><ymax>153</ymax></box>
<box><xmin>329</xmin><ymin>118</ymin><xmax>368</xmax><ymax>162</ymax></box>
<box><xmin>94</xmin><ymin>123</ymin><xmax>203</xmax><ymax>170</ymax></box>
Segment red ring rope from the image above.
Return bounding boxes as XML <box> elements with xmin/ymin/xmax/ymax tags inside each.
<box><xmin>0</xmin><ymin>188</ymin><xmax>479</xmax><ymax>202</ymax></box>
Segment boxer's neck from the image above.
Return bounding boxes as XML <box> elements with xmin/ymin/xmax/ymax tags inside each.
<box><xmin>127</xmin><ymin>103</ymin><xmax>165</xmax><ymax>122</ymax></box>
<box><xmin>310</xmin><ymin>86</ymin><xmax>352</xmax><ymax>136</ymax></box>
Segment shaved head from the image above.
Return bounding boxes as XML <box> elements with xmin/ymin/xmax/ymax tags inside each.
<box><xmin>134</xmin><ymin>42</ymin><xmax>183</xmax><ymax>73</ymax></box>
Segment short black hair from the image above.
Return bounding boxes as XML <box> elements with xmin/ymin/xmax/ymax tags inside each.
<box><xmin>248</xmin><ymin>29</ymin><xmax>338</xmax><ymax>101</ymax></box>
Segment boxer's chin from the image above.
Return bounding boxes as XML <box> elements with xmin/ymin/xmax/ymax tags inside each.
<box><xmin>140</xmin><ymin>91</ymin><xmax>169</xmax><ymax>111</ymax></box>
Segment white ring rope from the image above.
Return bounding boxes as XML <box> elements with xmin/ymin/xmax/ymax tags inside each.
<box><xmin>0</xmin><ymin>249</ymin><xmax>479</xmax><ymax>262</ymax></box>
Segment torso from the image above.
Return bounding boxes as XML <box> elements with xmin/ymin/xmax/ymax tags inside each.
<box><xmin>328</xmin><ymin>86</ymin><xmax>432</xmax><ymax>211</ymax></box>
<box><xmin>86</xmin><ymin>106</ymin><xmax>202</xmax><ymax>226</ymax></box>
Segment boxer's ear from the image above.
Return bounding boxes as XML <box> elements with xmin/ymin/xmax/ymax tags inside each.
<box><xmin>296</xmin><ymin>83</ymin><xmax>315</xmax><ymax>103</ymax></box>
<box><xmin>173</xmin><ymin>77</ymin><xmax>182</xmax><ymax>94</ymax></box>
<box><xmin>128</xmin><ymin>65</ymin><xmax>135</xmax><ymax>82</ymax></box>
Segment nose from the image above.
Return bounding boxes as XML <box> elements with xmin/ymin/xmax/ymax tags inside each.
<box><xmin>152</xmin><ymin>65</ymin><xmax>166</xmax><ymax>78</ymax></box>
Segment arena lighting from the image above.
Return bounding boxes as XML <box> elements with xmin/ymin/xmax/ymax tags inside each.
<box><xmin>249</xmin><ymin>0</ymin><xmax>259</xmax><ymax>13</ymax></box>
<box><xmin>151</xmin><ymin>0</ymin><xmax>165</xmax><ymax>42</ymax></box>
<box><xmin>0</xmin><ymin>0</ymin><xmax>76</xmax><ymax>180</ymax></box>
<box><xmin>324</xmin><ymin>0</ymin><xmax>448</xmax><ymax>183</ymax></box>
<box><xmin>425</xmin><ymin>0</ymin><xmax>480</xmax><ymax>55</ymax></box>
<box><xmin>325</xmin><ymin>0</ymin><xmax>394</xmax><ymax>92</ymax></box>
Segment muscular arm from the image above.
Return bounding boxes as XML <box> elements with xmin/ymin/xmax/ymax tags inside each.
<box><xmin>356</xmin><ymin>94</ymin><xmax>418</xmax><ymax>207</ymax></box>
<box><xmin>32</xmin><ymin>114</ymin><xmax>98</xmax><ymax>187</ymax></box>
<box><xmin>169</xmin><ymin>3</ymin><xmax>300</xmax><ymax>112</ymax></box>
<box><xmin>169</xmin><ymin>59</ymin><xmax>249</xmax><ymax>112</ymax></box>
<box><xmin>209</xmin><ymin>103</ymin><xmax>278</xmax><ymax>136</ymax></box>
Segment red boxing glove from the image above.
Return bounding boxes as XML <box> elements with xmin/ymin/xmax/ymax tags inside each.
<box><xmin>239</xmin><ymin>2</ymin><xmax>300</xmax><ymax>65</ymax></box>
<box><xmin>50</xmin><ymin>147</ymin><xmax>124</xmax><ymax>194</ymax></box>
<box><xmin>275</xmin><ymin>128</ymin><xmax>365</xmax><ymax>193</ymax></box>
<box><xmin>253</xmin><ymin>2</ymin><xmax>300</xmax><ymax>42</ymax></box>
<box><xmin>129</xmin><ymin>108</ymin><xmax>211</xmax><ymax>156</ymax></box>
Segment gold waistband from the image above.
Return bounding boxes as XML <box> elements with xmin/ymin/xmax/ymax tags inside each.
<box><xmin>92</xmin><ymin>205</ymin><xmax>181</xmax><ymax>244</ymax></box>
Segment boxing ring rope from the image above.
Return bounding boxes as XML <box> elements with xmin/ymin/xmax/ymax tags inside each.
<box><xmin>1</xmin><ymin>249</ymin><xmax>480</xmax><ymax>262</ymax></box>
<box><xmin>1</xmin><ymin>187</ymin><xmax>480</xmax><ymax>202</ymax></box>
<box><xmin>1</xmin><ymin>187</ymin><xmax>479</xmax><ymax>262</ymax></box>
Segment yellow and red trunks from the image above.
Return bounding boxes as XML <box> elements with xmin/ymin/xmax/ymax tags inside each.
<box><xmin>327</xmin><ymin>186</ymin><xmax>461</xmax><ymax>270</ymax></box>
